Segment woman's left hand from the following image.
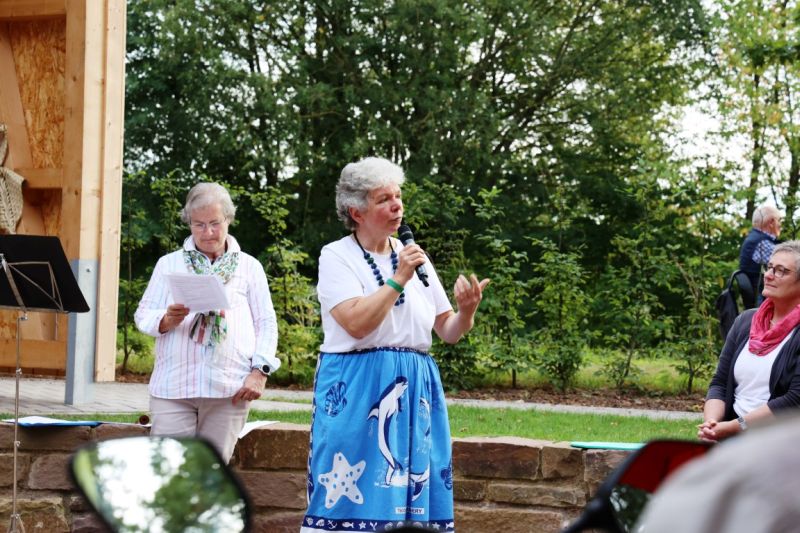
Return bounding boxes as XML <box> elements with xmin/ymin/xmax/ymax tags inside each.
<box><xmin>698</xmin><ymin>419</ymin><xmax>740</xmax><ymax>441</ymax></box>
<box><xmin>232</xmin><ymin>371</ymin><xmax>267</xmax><ymax>405</ymax></box>
<box><xmin>454</xmin><ymin>274</ymin><xmax>490</xmax><ymax>317</ymax></box>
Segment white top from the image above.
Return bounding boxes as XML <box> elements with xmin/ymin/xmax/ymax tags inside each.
<box><xmin>733</xmin><ymin>331</ymin><xmax>792</xmax><ymax>416</ymax></box>
<box><xmin>317</xmin><ymin>235</ymin><xmax>452</xmax><ymax>353</ymax></box>
<box><xmin>134</xmin><ymin>235</ymin><xmax>280</xmax><ymax>399</ymax></box>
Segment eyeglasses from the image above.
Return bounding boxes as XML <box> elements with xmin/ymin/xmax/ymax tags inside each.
<box><xmin>765</xmin><ymin>264</ymin><xmax>796</xmax><ymax>278</ymax></box>
<box><xmin>190</xmin><ymin>220</ymin><xmax>226</xmax><ymax>232</ymax></box>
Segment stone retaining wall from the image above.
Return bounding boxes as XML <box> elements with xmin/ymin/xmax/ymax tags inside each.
<box><xmin>0</xmin><ymin>423</ymin><xmax>631</xmax><ymax>532</ymax></box>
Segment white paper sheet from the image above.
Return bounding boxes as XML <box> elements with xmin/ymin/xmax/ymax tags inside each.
<box><xmin>166</xmin><ymin>273</ymin><xmax>230</xmax><ymax>312</ymax></box>
<box><xmin>238</xmin><ymin>420</ymin><xmax>278</xmax><ymax>438</ymax></box>
<box><xmin>2</xmin><ymin>415</ymin><xmax>100</xmax><ymax>427</ymax></box>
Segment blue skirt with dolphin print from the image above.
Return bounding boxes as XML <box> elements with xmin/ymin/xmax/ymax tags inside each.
<box><xmin>301</xmin><ymin>347</ymin><xmax>455</xmax><ymax>532</ymax></box>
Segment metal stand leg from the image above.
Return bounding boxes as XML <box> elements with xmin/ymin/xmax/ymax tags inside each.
<box><xmin>7</xmin><ymin>313</ymin><xmax>26</xmax><ymax>533</ymax></box>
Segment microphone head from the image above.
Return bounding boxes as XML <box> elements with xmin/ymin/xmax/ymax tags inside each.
<box><xmin>397</xmin><ymin>224</ymin><xmax>414</xmax><ymax>244</ymax></box>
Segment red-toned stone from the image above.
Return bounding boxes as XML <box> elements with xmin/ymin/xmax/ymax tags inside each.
<box><xmin>453</xmin><ymin>477</ymin><xmax>487</xmax><ymax>501</ymax></box>
<box><xmin>488</xmin><ymin>481</ymin><xmax>586</xmax><ymax>507</ymax></box>
<box><xmin>27</xmin><ymin>453</ymin><xmax>73</xmax><ymax>490</ymax></box>
<box><xmin>237</xmin><ymin>470</ymin><xmax>307</xmax><ymax>509</ymax></box>
<box><xmin>234</xmin><ymin>423</ymin><xmax>310</xmax><ymax>469</ymax></box>
<box><xmin>541</xmin><ymin>442</ymin><xmax>583</xmax><ymax>479</ymax></box>
<box><xmin>0</xmin><ymin>452</ymin><xmax>30</xmax><ymax>488</ymax></box>
<box><xmin>0</xmin><ymin>495</ymin><xmax>70</xmax><ymax>532</ymax></box>
<box><xmin>456</xmin><ymin>504</ymin><xmax>567</xmax><ymax>533</ymax></box>
<box><xmin>94</xmin><ymin>423</ymin><xmax>149</xmax><ymax>441</ymax></box>
<box><xmin>70</xmin><ymin>512</ymin><xmax>112</xmax><ymax>532</ymax></box>
<box><xmin>453</xmin><ymin>437</ymin><xmax>541</xmax><ymax>479</ymax></box>
<box><xmin>251</xmin><ymin>510</ymin><xmax>305</xmax><ymax>532</ymax></box>
<box><xmin>583</xmin><ymin>449</ymin><xmax>632</xmax><ymax>495</ymax></box>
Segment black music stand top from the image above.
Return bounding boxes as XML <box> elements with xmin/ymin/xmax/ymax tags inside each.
<box><xmin>0</xmin><ymin>234</ymin><xmax>89</xmax><ymax>313</ymax></box>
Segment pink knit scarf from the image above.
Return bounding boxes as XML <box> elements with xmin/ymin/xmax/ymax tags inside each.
<box><xmin>749</xmin><ymin>299</ymin><xmax>800</xmax><ymax>356</ymax></box>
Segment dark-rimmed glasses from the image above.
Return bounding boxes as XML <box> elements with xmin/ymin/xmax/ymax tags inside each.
<box><xmin>765</xmin><ymin>264</ymin><xmax>796</xmax><ymax>278</ymax></box>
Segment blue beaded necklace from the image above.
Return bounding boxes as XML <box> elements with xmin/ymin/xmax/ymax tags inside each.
<box><xmin>353</xmin><ymin>233</ymin><xmax>405</xmax><ymax>306</ymax></box>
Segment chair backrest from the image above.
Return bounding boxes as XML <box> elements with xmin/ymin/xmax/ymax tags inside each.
<box><xmin>716</xmin><ymin>270</ymin><xmax>756</xmax><ymax>341</ymax></box>
<box><xmin>733</xmin><ymin>270</ymin><xmax>756</xmax><ymax>310</ymax></box>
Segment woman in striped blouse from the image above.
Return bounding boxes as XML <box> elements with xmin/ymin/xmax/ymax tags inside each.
<box><xmin>134</xmin><ymin>182</ymin><xmax>280</xmax><ymax>463</ymax></box>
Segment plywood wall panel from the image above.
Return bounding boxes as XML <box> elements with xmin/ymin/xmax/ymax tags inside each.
<box><xmin>9</xmin><ymin>19</ymin><xmax>65</xmax><ymax>169</ymax></box>
<box><xmin>38</xmin><ymin>188</ymin><xmax>61</xmax><ymax>236</ymax></box>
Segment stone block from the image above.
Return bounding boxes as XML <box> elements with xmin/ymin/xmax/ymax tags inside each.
<box><xmin>67</xmin><ymin>494</ymin><xmax>92</xmax><ymax>512</ymax></box>
<box><xmin>70</xmin><ymin>512</ymin><xmax>112</xmax><ymax>532</ymax></box>
<box><xmin>455</xmin><ymin>504</ymin><xmax>567</xmax><ymax>533</ymax></box>
<box><xmin>238</xmin><ymin>470</ymin><xmax>307</xmax><ymax>509</ymax></box>
<box><xmin>0</xmin><ymin>494</ymin><xmax>70</xmax><ymax>532</ymax></box>
<box><xmin>28</xmin><ymin>453</ymin><xmax>73</xmax><ymax>490</ymax></box>
<box><xmin>541</xmin><ymin>442</ymin><xmax>583</xmax><ymax>479</ymax></box>
<box><xmin>0</xmin><ymin>425</ymin><xmax>93</xmax><ymax>452</ymax></box>
<box><xmin>583</xmin><ymin>449</ymin><xmax>632</xmax><ymax>495</ymax></box>
<box><xmin>234</xmin><ymin>423</ymin><xmax>310</xmax><ymax>469</ymax></box>
<box><xmin>252</xmin><ymin>510</ymin><xmax>305</xmax><ymax>532</ymax></box>
<box><xmin>94</xmin><ymin>424</ymin><xmax>149</xmax><ymax>441</ymax></box>
<box><xmin>453</xmin><ymin>477</ymin><xmax>487</xmax><ymax>501</ymax></box>
<box><xmin>452</xmin><ymin>437</ymin><xmax>540</xmax><ymax>480</ymax></box>
<box><xmin>0</xmin><ymin>452</ymin><xmax>31</xmax><ymax>488</ymax></box>
<box><xmin>488</xmin><ymin>481</ymin><xmax>586</xmax><ymax>508</ymax></box>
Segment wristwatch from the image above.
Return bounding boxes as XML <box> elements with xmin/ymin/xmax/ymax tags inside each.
<box><xmin>737</xmin><ymin>415</ymin><xmax>748</xmax><ymax>431</ymax></box>
<box><xmin>252</xmin><ymin>364</ymin><xmax>271</xmax><ymax>377</ymax></box>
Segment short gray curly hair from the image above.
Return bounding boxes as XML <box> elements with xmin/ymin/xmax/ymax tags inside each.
<box><xmin>180</xmin><ymin>182</ymin><xmax>236</xmax><ymax>224</ymax></box>
<box><xmin>336</xmin><ymin>157</ymin><xmax>405</xmax><ymax>231</ymax></box>
<box><xmin>771</xmin><ymin>240</ymin><xmax>800</xmax><ymax>279</ymax></box>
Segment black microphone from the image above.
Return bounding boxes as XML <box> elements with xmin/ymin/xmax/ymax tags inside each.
<box><xmin>397</xmin><ymin>224</ymin><xmax>429</xmax><ymax>287</ymax></box>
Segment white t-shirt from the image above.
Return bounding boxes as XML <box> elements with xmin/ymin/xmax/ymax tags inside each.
<box><xmin>733</xmin><ymin>330</ymin><xmax>793</xmax><ymax>416</ymax></box>
<box><xmin>317</xmin><ymin>234</ymin><xmax>453</xmax><ymax>353</ymax></box>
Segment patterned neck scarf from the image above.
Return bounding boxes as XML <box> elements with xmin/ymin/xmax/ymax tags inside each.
<box><xmin>749</xmin><ymin>299</ymin><xmax>800</xmax><ymax>356</ymax></box>
<box><xmin>182</xmin><ymin>245</ymin><xmax>239</xmax><ymax>347</ymax></box>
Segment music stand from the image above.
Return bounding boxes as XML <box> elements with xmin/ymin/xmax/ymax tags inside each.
<box><xmin>0</xmin><ymin>235</ymin><xmax>89</xmax><ymax>533</ymax></box>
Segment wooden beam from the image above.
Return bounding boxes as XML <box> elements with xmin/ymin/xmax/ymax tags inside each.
<box><xmin>12</xmin><ymin>166</ymin><xmax>62</xmax><ymax>188</ymax></box>
<box><xmin>60</xmin><ymin>0</ymin><xmax>85</xmax><ymax>260</ymax></box>
<box><xmin>0</xmin><ymin>0</ymin><xmax>66</xmax><ymax>21</ymax></box>
<box><xmin>94</xmin><ymin>0</ymin><xmax>126</xmax><ymax>381</ymax></box>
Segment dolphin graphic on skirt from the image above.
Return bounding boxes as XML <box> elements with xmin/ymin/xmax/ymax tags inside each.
<box><xmin>367</xmin><ymin>376</ymin><xmax>409</xmax><ymax>484</ymax></box>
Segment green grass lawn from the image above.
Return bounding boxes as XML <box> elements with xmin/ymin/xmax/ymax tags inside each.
<box><xmin>247</xmin><ymin>406</ymin><xmax>698</xmax><ymax>442</ymax></box>
<box><xmin>3</xmin><ymin>406</ymin><xmax>699</xmax><ymax>443</ymax></box>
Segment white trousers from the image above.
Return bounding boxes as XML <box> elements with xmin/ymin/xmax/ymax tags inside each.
<box><xmin>149</xmin><ymin>395</ymin><xmax>250</xmax><ymax>463</ymax></box>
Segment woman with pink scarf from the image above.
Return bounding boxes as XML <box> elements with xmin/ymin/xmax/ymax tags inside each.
<box><xmin>700</xmin><ymin>240</ymin><xmax>800</xmax><ymax>441</ymax></box>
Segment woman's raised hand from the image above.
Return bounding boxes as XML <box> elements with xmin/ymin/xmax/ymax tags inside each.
<box><xmin>454</xmin><ymin>274</ymin><xmax>490</xmax><ymax>317</ymax></box>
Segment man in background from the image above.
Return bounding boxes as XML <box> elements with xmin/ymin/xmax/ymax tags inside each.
<box><xmin>739</xmin><ymin>204</ymin><xmax>782</xmax><ymax>299</ymax></box>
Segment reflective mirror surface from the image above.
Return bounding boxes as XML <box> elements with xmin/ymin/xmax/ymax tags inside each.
<box><xmin>609</xmin><ymin>483</ymin><xmax>650</xmax><ymax>532</ymax></box>
<box><xmin>71</xmin><ymin>436</ymin><xmax>249</xmax><ymax>533</ymax></box>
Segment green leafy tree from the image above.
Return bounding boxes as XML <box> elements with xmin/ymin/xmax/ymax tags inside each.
<box><xmin>121</xmin><ymin>0</ymin><xmax>716</xmax><ymax>388</ymax></box>
<box><xmin>530</xmin><ymin>239</ymin><xmax>589</xmax><ymax>391</ymax></box>
<box><xmin>118</xmin><ymin>172</ymin><xmax>151</xmax><ymax>373</ymax></box>
<box><xmin>248</xmin><ymin>186</ymin><xmax>321</xmax><ymax>384</ymax></box>
<box><xmin>713</xmin><ymin>0</ymin><xmax>800</xmax><ymax>226</ymax></box>
<box><xmin>471</xmin><ymin>187</ymin><xmax>533</xmax><ymax>387</ymax></box>
<box><xmin>596</xmin><ymin>238</ymin><xmax>672</xmax><ymax>390</ymax></box>
<box><xmin>674</xmin><ymin>257</ymin><xmax>719</xmax><ymax>393</ymax></box>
